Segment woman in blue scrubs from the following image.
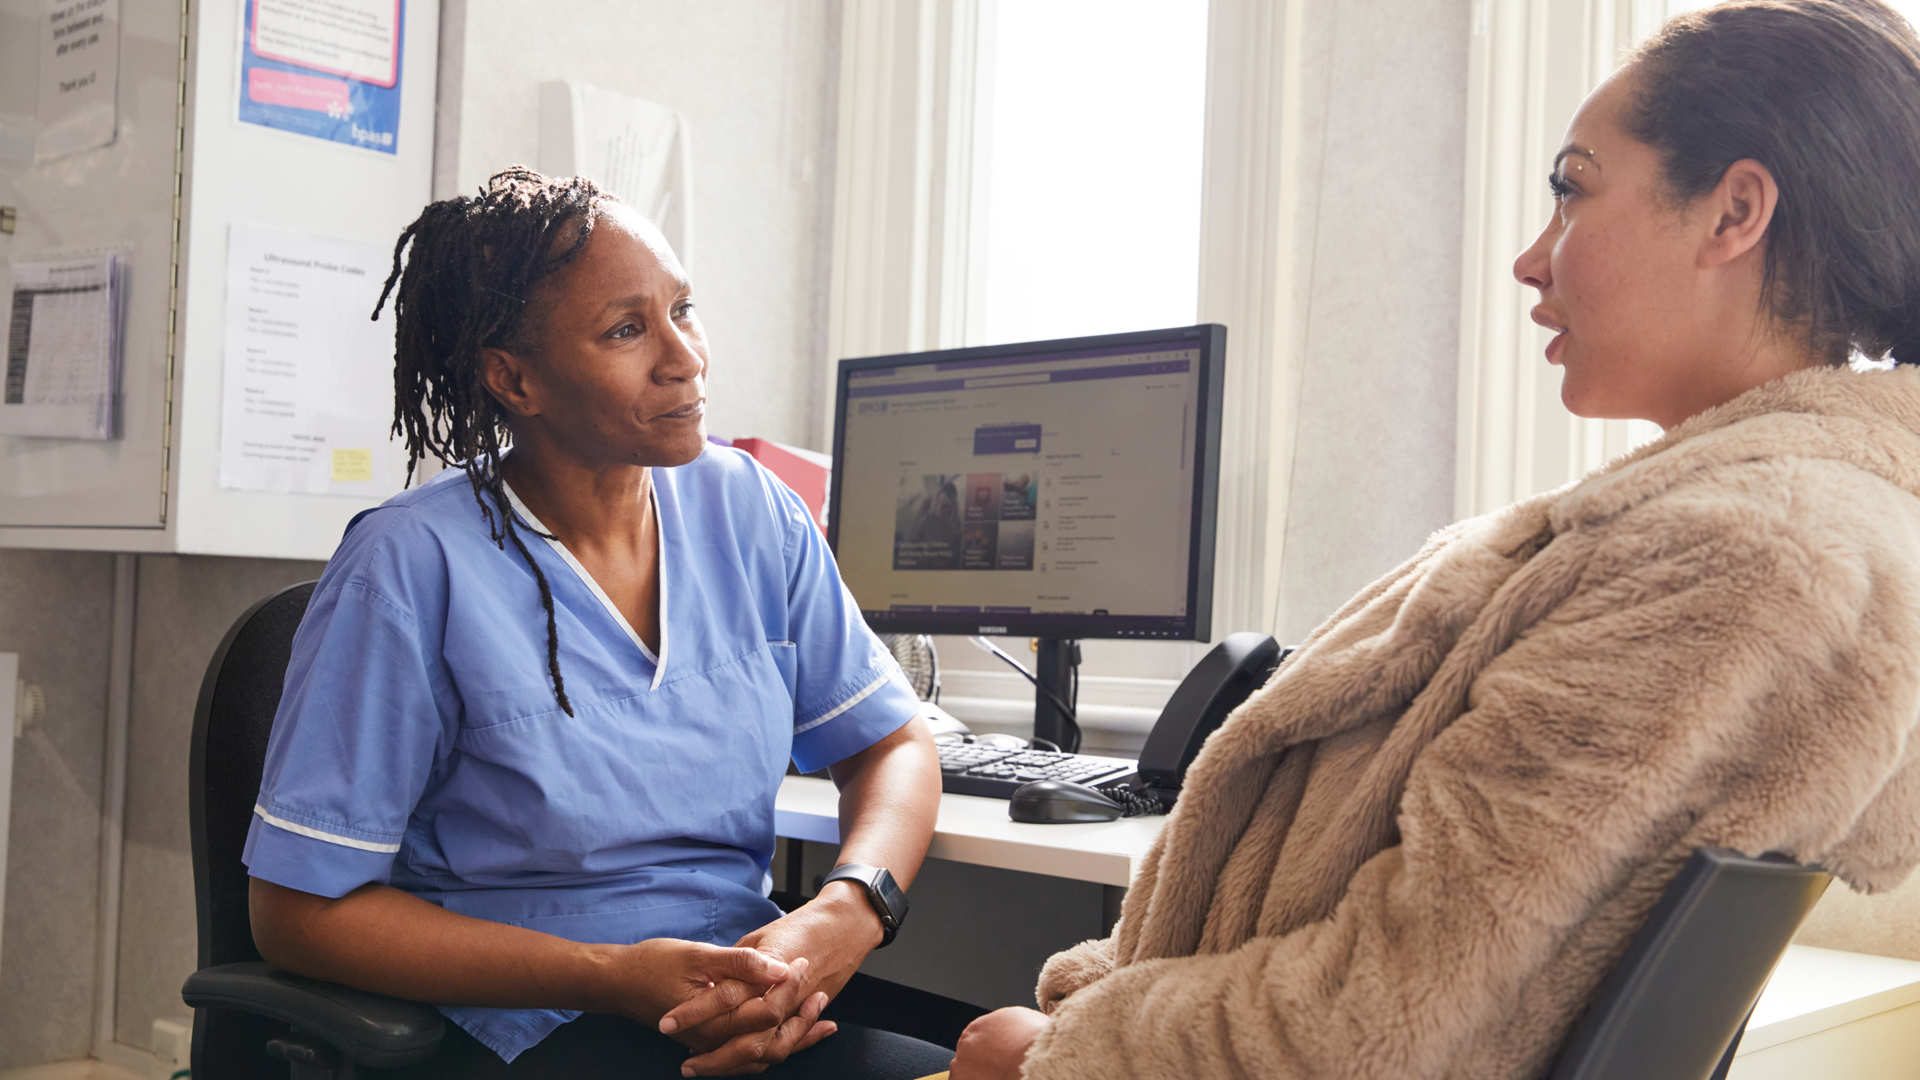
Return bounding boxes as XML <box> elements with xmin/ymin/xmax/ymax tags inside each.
<box><xmin>243</xmin><ymin>168</ymin><xmax>952</xmax><ymax>1078</ymax></box>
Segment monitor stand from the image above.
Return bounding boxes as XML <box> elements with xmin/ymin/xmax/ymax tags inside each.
<box><xmin>1033</xmin><ymin>637</ymin><xmax>1081</xmax><ymax>753</ymax></box>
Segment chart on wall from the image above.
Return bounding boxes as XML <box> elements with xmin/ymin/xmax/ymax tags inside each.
<box><xmin>236</xmin><ymin>0</ymin><xmax>403</xmax><ymax>154</ymax></box>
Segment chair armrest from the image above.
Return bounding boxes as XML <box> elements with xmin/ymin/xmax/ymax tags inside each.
<box><xmin>182</xmin><ymin>961</ymin><xmax>445</xmax><ymax>1068</ymax></box>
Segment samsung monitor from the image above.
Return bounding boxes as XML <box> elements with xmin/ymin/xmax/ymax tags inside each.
<box><xmin>826</xmin><ymin>323</ymin><xmax>1226</xmax><ymax>747</ymax></box>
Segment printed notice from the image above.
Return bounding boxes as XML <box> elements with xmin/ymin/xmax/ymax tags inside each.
<box><xmin>0</xmin><ymin>254</ymin><xmax>124</xmax><ymax>439</ymax></box>
<box><xmin>220</xmin><ymin>224</ymin><xmax>403</xmax><ymax>496</ymax></box>
<box><xmin>237</xmin><ymin>0</ymin><xmax>403</xmax><ymax>155</ymax></box>
<box><xmin>36</xmin><ymin>0</ymin><xmax>120</xmax><ymax>160</ymax></box>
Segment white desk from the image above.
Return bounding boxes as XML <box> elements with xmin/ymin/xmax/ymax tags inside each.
<box><xmin>775</xmin><ymin>775</ymin><xmax>1164</xmax><ymax>927</ymax></box>
<box><xmin>1730</xmin><ymin>945</ymin><xmax>1920</xmax><ymax>1079</ymax></box>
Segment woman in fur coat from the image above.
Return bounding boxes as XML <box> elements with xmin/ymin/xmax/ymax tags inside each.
<box><xmin>949</xmin><ymin>2</ymin><xmax>1920</xmax><ymax>1077</ymax></box>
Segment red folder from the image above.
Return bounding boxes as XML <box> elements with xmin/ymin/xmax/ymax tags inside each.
<box><xmin>732</xmin><ymin>437</ymin><xmax>831</xmax><ymax>534</ymax></box>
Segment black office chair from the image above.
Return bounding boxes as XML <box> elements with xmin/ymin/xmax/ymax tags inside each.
<box><xmin>1545</xmin><ymin>847</ymin><xmax>1832</xmax><ymax>1080</ymax></box>
<box><xmin>182</xmin><ymin>580</ymin><xmax>445</xmax><ymax>1079</ymax></box>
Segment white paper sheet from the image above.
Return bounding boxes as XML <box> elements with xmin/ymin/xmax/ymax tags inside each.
<box><xmin>0</xmin><ymin>254</ymin><xmax>123</xmax><ymax>439</ymax></box>
<box><xmin>539</xmin><ymin>81</ymin><xmax>693</xmax><ymax>264</ymax></box>
<box><xmin>36</xmin><ymin>0</ymin><xmax>120</xmax><ymax>161</ymax></box>
<box><xmin>219</xmin><ymin>224</ymin><xmax>403</xmax><ymax>496</ymax></box>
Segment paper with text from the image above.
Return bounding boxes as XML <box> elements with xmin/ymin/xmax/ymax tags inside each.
<box><xmin>219</xmin><ymin>224</ymin><xmax>403</xmax><ymax>496</ymax></box>
<box><xmin>0</xmin><ymin>254</ymin><xmax>123</xmax><ymax>439</ymax></box>
<box><xmin>36</xmin><ymin>0</ymin><xmax>119</xmax><ymax>160</ymax></box>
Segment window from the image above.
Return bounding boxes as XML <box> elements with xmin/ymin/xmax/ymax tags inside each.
<box><xmin>945</xmin><ymin>0</ymin><xmax>1214</xmax><ymax>736</ymax></box>
<box><xmin>967</xmin><ymin>0</ymin><xmax>1209</xmax><ymax>346</ymax></box>
<box><xmin>828</xmin><ymin>0</ymin><xmax>1305</xmax><ymax>744</ymax></box>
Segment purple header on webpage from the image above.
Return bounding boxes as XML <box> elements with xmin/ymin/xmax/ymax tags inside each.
<box><xmin>925</xmin><ymin>343</ymin><xmax>1192</xmax><ymax>373</ymax></box>
<box><xmin>973</xmin><ymin>424</ymin><xmax>1042</xmax><ymax>454</ymax></box>
<box><xmin>846</xmin><ymin>358</ymin><xmax>1191</xmax><ymax>400</ymax></box>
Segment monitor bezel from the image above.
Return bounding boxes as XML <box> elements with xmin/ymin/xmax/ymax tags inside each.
<box><xmin>826</xmin><ymin>323</ymin><xmax>1224</xmax><ymax>643</ymax></box>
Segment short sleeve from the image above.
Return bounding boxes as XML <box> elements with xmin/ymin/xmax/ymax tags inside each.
<box><xmin>242</xmin><ymin>568</ymin><xmax>457</xmax><ymax>899</ymax></box>
<box><xmin>770</xmin><ymin>479</ymin><xmax>920</xmax><ymax>774</ymax></box>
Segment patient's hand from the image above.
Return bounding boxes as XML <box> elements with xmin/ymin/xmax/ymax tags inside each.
<box><xmin>951</xmin><ymin>1007</ymin><xmax>1050</xmax><ymax>1080</ymax></box>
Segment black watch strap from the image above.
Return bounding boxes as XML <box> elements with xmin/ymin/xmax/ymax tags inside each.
<box><xmin>820</xmin><ymin>863</ymin><xmax>907</xmax><ymax>948</ymax></box>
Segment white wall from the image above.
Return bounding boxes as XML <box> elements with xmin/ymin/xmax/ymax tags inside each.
<box><xmin>435</xmin><ymin>0</ymin><xmax>846</xmax><ymax>450</ymax></box>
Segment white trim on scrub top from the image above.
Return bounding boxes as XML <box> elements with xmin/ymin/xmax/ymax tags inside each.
<box><xmin>504</xmin><ymin>475</ymin><xmax>671</xmax><ymax>691</ymax></box>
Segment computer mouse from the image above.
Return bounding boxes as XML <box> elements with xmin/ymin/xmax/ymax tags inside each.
<box><xmin>1008</xmin><ymin>779</ymin><xmax>1124</xmax><ymax>824</ymax></box>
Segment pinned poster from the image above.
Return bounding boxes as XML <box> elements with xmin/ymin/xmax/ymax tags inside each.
<box><xmin>236</xmin><ymin>0</ymin><xmax>403</xmax><ymax>155</ymax></box>
<box><xmin>36</xmin><ymin>0</ymin><xmax>121</xmax><ymax>161</ymax></box>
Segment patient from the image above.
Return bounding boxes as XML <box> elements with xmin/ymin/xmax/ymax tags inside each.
<box><xmin>951</xmin><ymin>1</ymin><xmax>1920</xmax><ymax>1077</ymax></box>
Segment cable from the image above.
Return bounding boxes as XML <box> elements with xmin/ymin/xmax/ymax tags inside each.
<box><xmin>1096</xmin><ymin>779</ymin><xmax>1170</xmax><ymax>817</ymax></box>
<box><xmin>967</xmin><ymin>635</ymin><xmax>1079</xmax><ymax>741</ymax></box>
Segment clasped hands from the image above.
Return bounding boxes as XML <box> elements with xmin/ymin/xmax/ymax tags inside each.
<box><xmin>636</xmin><ymin>883</ymin><xmax>885</xmax><ymax>1076</ymax></box>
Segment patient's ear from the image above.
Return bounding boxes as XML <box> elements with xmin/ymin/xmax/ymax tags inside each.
<box><xmin>480</xmin><ymin>347</ymin><xmax>541</xmax><ymax>418</ymax></box>
<box><xmin>1698</xmin><ymin>158</ymin><xmax>1777</xmax><ymax>269</ymax></box>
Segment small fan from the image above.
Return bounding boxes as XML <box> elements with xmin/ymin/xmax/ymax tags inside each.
<box><xmin>880</xmin><ymin>633</ymin><xmax>940</xmax><ymax>701</ymax></box>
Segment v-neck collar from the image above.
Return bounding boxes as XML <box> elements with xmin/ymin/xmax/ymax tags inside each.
<box><xmin>502</xmin><ymin>474</ymin><xmax>670</xmax><ymax>691</ymax></box>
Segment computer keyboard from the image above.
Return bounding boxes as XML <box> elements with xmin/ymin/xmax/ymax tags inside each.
<box><xmin>936</xmin><ymin>741</ymin><xmax>1138</xmax><ymax>799</ymax></box>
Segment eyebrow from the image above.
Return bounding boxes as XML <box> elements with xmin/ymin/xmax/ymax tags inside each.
<box><xmin>1551</xmin><ymin>145</ymin><xmax>1600</xmax><ymax>174</ymax></box>
<box><xmin>593</xmin><ymin>278</ymin><xmax>693</xmax><ymax>320</ymax></box>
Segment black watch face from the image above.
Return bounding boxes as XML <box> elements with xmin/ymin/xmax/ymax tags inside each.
<box><xmin>873</xmin><ymin>868</ymin><xmax>906</xmax><ymax>923</ymax></box>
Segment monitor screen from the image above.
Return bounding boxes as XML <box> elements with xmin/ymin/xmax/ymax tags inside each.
<box><xmin>827</xmin><ymin>324</ymin><xmax>1224</xmax><ymax>641</ymax></box>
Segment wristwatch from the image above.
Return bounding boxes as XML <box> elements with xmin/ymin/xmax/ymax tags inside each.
<box><xmin>819</xmin><ymin>863</ymin><xmax>908</xmax><ymax>948</ymax></box>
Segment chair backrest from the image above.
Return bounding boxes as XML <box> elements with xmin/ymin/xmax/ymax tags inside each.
<box><xmin>1546</xmin><ymin>847</ymin><xmax>1832</xmax><ymax>1080</ymax></box>
<box><xmin>190</xmin><ymin>581</ymin><xmax>318</xmax><ymax>970</ymax></box>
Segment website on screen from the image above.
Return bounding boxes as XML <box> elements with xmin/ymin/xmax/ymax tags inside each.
<box><xmin>834</xmin><ymin>345</ymin><xmax>1200</xmax><ymax>630</ymax></box>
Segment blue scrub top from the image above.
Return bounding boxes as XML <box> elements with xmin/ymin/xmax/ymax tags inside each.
<box><xmin>242</xmin><ymin>447</ymin><xmax>920</xmax><ymax>1061</ymax></box>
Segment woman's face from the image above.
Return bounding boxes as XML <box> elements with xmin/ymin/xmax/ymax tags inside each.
<box><xmin>507</xmin><ymin>202</ymin><xmax>709</xmax><ymax>467</ymax></box>
<box><xmin>1511</xmin><ymin>70</ymin><xmax>1726</xmax><ymax>428</ymax></box>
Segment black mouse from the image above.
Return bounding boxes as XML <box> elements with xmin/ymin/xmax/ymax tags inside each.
<box><xmin>1008</xmin><ymin>779</ymin><xmax>1124</xmax><ymax>823</ymax></box>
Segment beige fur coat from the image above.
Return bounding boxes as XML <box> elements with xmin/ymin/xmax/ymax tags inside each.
<box><xmin>1025</xmin><ymin>366</ymin><xmax>1920</xmax><ymax>1079</ymax></box>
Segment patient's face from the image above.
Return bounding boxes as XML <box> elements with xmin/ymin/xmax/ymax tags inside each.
<box><xmin>1510</xmin><ymin>69</ymin><xmax>1724</xmax><ymax>428</ymax></box>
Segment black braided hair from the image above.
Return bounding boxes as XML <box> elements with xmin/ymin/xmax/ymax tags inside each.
<box><xmin>371</xmin><ymin>166</ymin><xmax>611</xmax><ymax>717</ymax></box>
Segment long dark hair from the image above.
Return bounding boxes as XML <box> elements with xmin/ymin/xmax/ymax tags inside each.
<box><xmin>1627</xmin><ymin>0</ymin><xmax>1920</xmax><ymax>364</ymax></box>
<box><xmin>372</xmin><ymin>166</ymin><xmax>611</xmax><ymax>716</ymax></box>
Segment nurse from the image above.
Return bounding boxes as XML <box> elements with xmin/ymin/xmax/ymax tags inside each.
<box><xmin>242</xmin><ymin>168</ymin><xmax>952</xmax><ymax>1079</ymax></box>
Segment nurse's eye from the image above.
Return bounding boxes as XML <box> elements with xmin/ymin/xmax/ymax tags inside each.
<box><xmin>1547</xmin><ymin>171</ymin><xmax>1575</xmax><ymax>205</ymax></box>
<box><xmin>673</xmin><ymin>299</ymin><xmax>696</xmax><ymax>320</ymax></box>
<box><xmin>608</xmin><ymin>321</ymin><xmax>642</xmax><ymax>340</ymax></box>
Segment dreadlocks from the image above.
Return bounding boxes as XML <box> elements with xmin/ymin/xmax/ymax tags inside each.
<box><xmin>371</xmin><ymin>166</ymin><xmax>609</xmax><ymax>717</ymax></box>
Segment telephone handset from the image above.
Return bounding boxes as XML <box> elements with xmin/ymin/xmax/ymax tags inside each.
<box><xmin>1136</xmin><ymin>632</ymin><xmax>1288</xmax><ymax>805</ymax></box>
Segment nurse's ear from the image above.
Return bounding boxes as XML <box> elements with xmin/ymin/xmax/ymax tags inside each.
<box><xmin>481</xmin><ymin>345</ymin><xmax>543</xmax><ymax>419</ymax></box>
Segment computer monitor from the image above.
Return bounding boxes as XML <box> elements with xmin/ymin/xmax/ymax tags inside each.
<box><xmin>826</xmin><ymin>323</ymin><xmax>1226</xmax><ymax>749</ymax></box>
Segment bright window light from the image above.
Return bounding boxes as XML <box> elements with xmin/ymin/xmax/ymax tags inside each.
<box><xmin>971</xmin><ymin>0</ymin><xmax>1209</xmax><ymax>347</ymax></box>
